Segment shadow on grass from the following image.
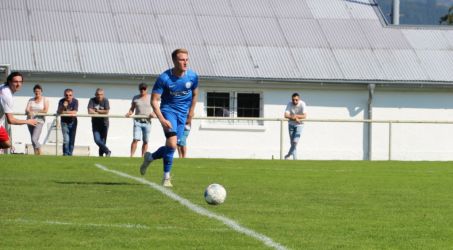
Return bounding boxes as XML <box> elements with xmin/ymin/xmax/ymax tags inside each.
<box><xmin>53</xmin><ymin>181</ymin><xmax>140</xmax><ymax>186</ymax></box>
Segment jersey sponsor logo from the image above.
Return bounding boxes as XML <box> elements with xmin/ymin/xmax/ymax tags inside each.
<box><xmin>170</xmin><ymin>90</ymin><xmax>190</xmax><ymax>97</ymax></box>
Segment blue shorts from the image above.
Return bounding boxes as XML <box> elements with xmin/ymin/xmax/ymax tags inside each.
<box><xmin>133</xmin><ymin>119</ymin><xmax>151</xmax><ymax>143</ymax></box>
<box><xmin>177</xmin><ymin>129</ymin><xmax>190</xmax><ymax>146</ymax></box>
<box><xmin>162</xmin><ymin>110</ymin><xmax>187</xmax><ymax>139</ymax></box>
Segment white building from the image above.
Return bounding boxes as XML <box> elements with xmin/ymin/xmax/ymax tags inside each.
<box><xmin>1</xmin><ymin>0</ymin><xmax>453</xmax><ymax>160</ymax></box>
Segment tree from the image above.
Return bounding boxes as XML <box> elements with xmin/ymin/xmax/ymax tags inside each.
<box><xmin>439</xmin><ymin>6</ymin><xmax>453</xmax><ymax>25</ymax></box>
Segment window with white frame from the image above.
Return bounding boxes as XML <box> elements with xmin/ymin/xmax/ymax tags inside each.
<box><xmin>205</xmin><ymin>91</ymin><xmax>263</xmax><ymax>127</ymax></box>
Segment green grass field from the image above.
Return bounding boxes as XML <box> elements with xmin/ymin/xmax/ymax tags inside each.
<box><xmin>1</xmin><ymin>155</ymin><xmax>453</xmax><ymax>249</ymax></box>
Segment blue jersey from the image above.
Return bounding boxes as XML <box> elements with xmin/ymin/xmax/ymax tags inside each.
<box><xmin>152</xmin><ymin>68</ymin><xmax>198</xmax><ymax>114</ymax></box>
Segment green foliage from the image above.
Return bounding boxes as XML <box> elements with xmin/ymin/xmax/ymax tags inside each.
<box><xmin>439</xmin><ymin>6</ymin><xmax>453</xmax><ymax>24</ymax></box>
<box><xmin>1</xmin><ymin>155</ymin><xmax>453</xmax><ymax>249</ymax></box>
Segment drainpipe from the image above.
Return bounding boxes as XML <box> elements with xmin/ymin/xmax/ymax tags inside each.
<box><xmin>367</xmin><ymin>84</ymin><xmax>375</xmax><ymax>160</ymax></box>
<box><xmin>392</xmin><ymin>0</ymin><xmax>400</xmax><ymax>25</ymax></box>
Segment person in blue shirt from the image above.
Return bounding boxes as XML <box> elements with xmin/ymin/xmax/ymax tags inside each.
<box><xmin>57</xmin><ymin>88</ymin><xmax>79</xmax><ymax>156</ymax></box>
<box><xmin>140</xmin><ymin>48</ymin><xmax>198</xmax><ymax>187</ymax></box>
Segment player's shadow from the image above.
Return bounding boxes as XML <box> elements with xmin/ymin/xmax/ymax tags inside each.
<box><xmin>53</xmin><ymin>181</ymin><xmax>139</xmax><ymax>186</ymax></box>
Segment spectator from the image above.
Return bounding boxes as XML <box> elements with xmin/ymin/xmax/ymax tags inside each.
<box><xmin>25</xmin><ymin>84</ymin><xmax>49</xmax><ymax>155</ymax></box>
<box><xmin>88</xmin><ymin>88</ymin><xmax>111</xmax><ymax>157</ymax></box>
<box><xmin>126</xmin><ymin>83</ymin><xmax>155</xmax><ymax>157</ymax></box>
<box><xmin>57</xmin><ymin>88</ymin><xmax>78</xmax><ymax>156</ymax></box>
<box><xmin>0</xmin><ymin>72</ymin><xmax>38</xmax><ymax>149</ymax></box>
<box><xmin>284</xmin><ymin>93</ymin><xmax>307</xmax><ymax>160</ymax></box>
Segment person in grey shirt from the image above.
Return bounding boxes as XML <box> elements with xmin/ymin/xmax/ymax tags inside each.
<box><xmin>88</xmin><ymin>88</ymin><xmax>111</xmax><ymax>157</ymax></box>
<box><xmin>126</xmin><ymin>83</ymin><xmax>155</xmax><ymax>157</ymax></box>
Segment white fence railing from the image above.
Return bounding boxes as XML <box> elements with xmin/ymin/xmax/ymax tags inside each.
<box><xmin>7</xmin><ymin>113</ymin><xmax>453</xmax><ymax>160</ymax></box>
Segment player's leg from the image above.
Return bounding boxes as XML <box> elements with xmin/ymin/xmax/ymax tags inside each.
<box><xmin>140</xmin><ymin>112</ymin><xmax>176</xmax><ymax>179</ymax></box>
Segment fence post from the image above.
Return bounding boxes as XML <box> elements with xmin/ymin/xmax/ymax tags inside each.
<box><xmin>280</xmin><ymin>119</ymin><xmax>284</xmax><ymax>160</ymax></box>
<box><xmin>388</xmin><ymin>122</ymin><xmax>392</xmax><ymax>160</ymax></box>
<box><xmin>55</xmin><ymin>114</ymin><xmax>59</xmax><ymax>156</ymax></box>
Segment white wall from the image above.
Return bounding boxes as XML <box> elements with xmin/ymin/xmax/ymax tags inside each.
<box><xmin>8</xmin><ymin>79</ymin><xmax>453</xmax><ymax>160</ymax></box>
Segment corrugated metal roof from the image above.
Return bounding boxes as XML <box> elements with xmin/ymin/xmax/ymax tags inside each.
<box><xmin>333</xmin><ymin>49</ymin><xmax>385</xmax><ymax>80</ymax></box>
<box><xmin>0</xmin><ymin>0</ymin><xmax>26</xmax><ymax>10</ymax></box>
<box><xmin>291</xmin><ymin>48</ymin><xmax>344</xmax><ymax>79</ymax></box>
<box><xmin>190</xmin><ymin>0</ymin><xmax>234</xmax><ymax>16</ymax></box>
<box><xmin>70</xmin><ymin>0</ymin><xmax>111</xmax><ymax>13</ymax></box>
<box><xmin>320</xmin><ymin>19</ymin><xmax>371</xmax><ymax>49</ymax></box>
<box><xmin>345</xmin><ymin>0</ymin><xmax>378</xmax><ymax>20</ymax></box>
<box><xmin>109</xmin><ymin>0</ymin><xmax>155</xmax><ymax>14</ymax></box>
<box><xmin>416</xmin><ymin>50</ymin><xmax>453</xmax><ymax>81</ymax></box>
<box><xmin>73</xmin><ymin>12</ymin><xmax>118</xmax><ymax>43</ymax></box>
<box><xmin>30</xmin><ymin>11</ymin><xmax>74</xmax><ymax>41</ymax></box>
<box><xmin>306</xmin><ymin>0</ymin><xmax>351</xmax><ymax>19</ymax></box>
<box><xmin>269</xmin><ymin>0</ymin><xmax>313</xmax><ymax>19</ymax></box>
<box><xmin>238</xmin><ymin>17</ymin><xmax>288</xmax><ymax>47</ymax></box>
<box><xmin>443</xmin><ymin>30</ymin><xmax>453</xmax><ymax>49</ymax></box>
<box><xmin>27</xmin><ymin>0</ymin><xmax>71</xmax><ymax>12</ymax></box>
<box><xmin>280</xmin><ymin>19</ymin><xmax>329</xmax><ymax>48</ymax></box>
<box><xmin>34</xmin><ymin>41</ymin><xmax>80</xmax><ymax>72</ymax></box>
<box><xmin>206</xmin><ymin>46</ymin><xmax>257</xmax><ymax>78</ymax></box>
<box><xmin>0</xmin><ymin>41</ymin><xmax>35</xmax><ymax>70</ymax></box>
<box><xmin>120</xmin><ymin>43</ymin><xmax>168</xmax><ymax>74</ymax></box>
<box><xmin>373</xmin><ymin>49</ymin><xmax>428</xmax><ymax>81</ymax></box>
<box><xmin>149</xmin><ymin>0</ymin><xmax>193</xmax><ymax>15</ymax></box>
<box><xmin>248</xmin><ymin>46</ymin><xmax>299</xmax><ymax>79</ymax></box>
<box><xmin>157</xmin><ymin>15</ymin><xmax>204</xmax><ymax>45</ymax></box>
<box><xmin>0</xmin><ymin>0</ymin><xmax>453</xmax><ymax>83</ymax></box>
<box><xmin>0</xmin><ymin>9</ymin><xmax>31</xmax><ymax>40</ymax></box>
<box><xmin>114</xmin><ymin>14</ymin><xmax>161</xmax><ymax>43</ymax></box>
<box><xmin>402</xmin><ymin>29</ymin><xmax>451</xmax><ymax>50</ymax></box>
<box><xmin>78</xmin><ymin>43</ymin><xmax>124</xmax><ymax>74</ymax></box>
<box><xmin>359</xmin><ymin>20</ymin><xmax>411</xmax><ymax>49</ymax></box>
<box><xmin>197</xmin><ymin>16</ymin><xmax>246</xmax><ymax>46</ymax></box>
<box><xmin>229</xmin><ymin>0</ymin><xmax>274</xmax><ymax>17</ymax></box>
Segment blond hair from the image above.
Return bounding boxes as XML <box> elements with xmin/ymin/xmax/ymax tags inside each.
<box><xmin>171</xmin><ymin>48</ymin><xmax>189</xmax><ymax>60</ymax></box>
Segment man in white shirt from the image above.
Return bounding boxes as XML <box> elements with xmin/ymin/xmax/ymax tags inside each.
<box><xmin>284</xmin><ymin>93</ymin><xmax>307</xmax><ymax>160</ymax></box>
<box><xmin>0</xmin><ymin>72</ymin><xmax>38</xmax><ymax>149</ymax></box>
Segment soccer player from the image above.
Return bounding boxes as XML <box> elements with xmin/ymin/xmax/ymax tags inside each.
<box><xmin>284</xmin><ymin>93</ymin><xmax>307</xmax><ymax>160</ymax></box>
<box><xmin>0</xmin><ymin>72</ymin><xmax>38</xmax><ymax>149</ymax></box>
<box><xmin>140</xmin><ymin>48</ymin><xmax>198</xmax><ymax>187</ymax></box>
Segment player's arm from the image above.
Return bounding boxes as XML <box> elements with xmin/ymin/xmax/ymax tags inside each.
<box><xmin>151</xmin><ymin>92</ymin><xmax>171</xmax><ymax>130</ymax></box>
<box><xmin>187</xmin><ymin>87</ymin><xmax>198</xmax><ymax>125</ymax></box>
<box><xmin>5</xmin><ymin>113</ymin><xmax>37</xmax><ymax>126</ymax></box>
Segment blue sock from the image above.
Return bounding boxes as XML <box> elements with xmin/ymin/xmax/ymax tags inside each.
<box><xmin>163</xmin><ymin>146</ymin><xmax>175</xmax><ymax>173</ymax></box>
<box><xmin>151</xmin><ymin>146</ymin><xmax>166</xmax><ymax>160</ymax></box>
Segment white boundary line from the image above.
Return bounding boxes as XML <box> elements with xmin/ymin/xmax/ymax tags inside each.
<box><xmin>94</xmin><ymin>163</ymin><xmax>288</xmax><ymax>250</ymax></box>
<box><xmin>5</xmin><ymin>218</ymin><xmax>150</xmax><ymax>230</ymax></box>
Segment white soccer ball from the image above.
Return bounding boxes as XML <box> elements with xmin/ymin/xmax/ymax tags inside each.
<box><xmin>204</xmin><ymin>183</ymin><xmax>227</xmax><ymax>205</ymax></box>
